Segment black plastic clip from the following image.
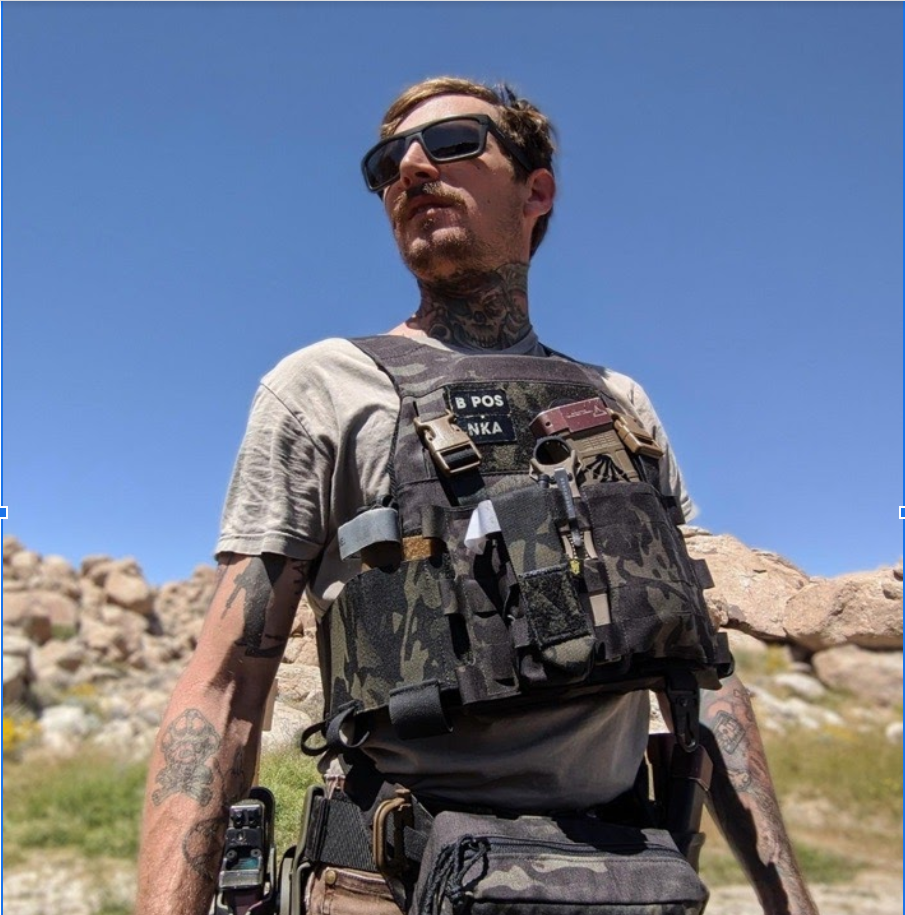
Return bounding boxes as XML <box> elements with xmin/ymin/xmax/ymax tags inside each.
<box><xmin>666</xmin><ymin>672</ymin><xmax>701</xmax><ymax>753</ymax></box>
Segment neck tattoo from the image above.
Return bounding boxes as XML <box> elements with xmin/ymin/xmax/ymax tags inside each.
<box><xmin>409</xmin><ymin>263</ymin><xmax>531</xmax><ymax>350</ymax></box>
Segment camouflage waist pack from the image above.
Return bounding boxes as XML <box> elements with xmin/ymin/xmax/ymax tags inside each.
<box><xmin>412</xmin><ymin>811</ymin><xmax>708</xmax><ymax>915</ymax></box>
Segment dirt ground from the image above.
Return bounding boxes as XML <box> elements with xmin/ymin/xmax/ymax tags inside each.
<box><xmin>3</xmin><ymin>851</ymin><xmax>902</xmax><ymax>915</ymax></box>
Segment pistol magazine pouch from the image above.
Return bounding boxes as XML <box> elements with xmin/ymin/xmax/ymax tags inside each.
<box><xmin>316</xmin><ymin>336</ymin><xmax>732</xmax><ymax>753</ymax></box>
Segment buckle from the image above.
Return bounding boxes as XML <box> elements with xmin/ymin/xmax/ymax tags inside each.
<box><xmin>414</xmin><ymin>411</ymin><xmax>482</xmax><ymax>475</ymax></box>
<box><xmin>612</xmin><ymin>412</ymin><xmax>664</xmax><ymax>459</ymax></box>
<box><xmin>372</xmin><ymin>787</ymin><xmax>414</xmax><ymax>877</ymax></box>
<box><xmin>666</xmin><ymin>674</ymin><xmax>701</xmax><ymax>753</ymax></box>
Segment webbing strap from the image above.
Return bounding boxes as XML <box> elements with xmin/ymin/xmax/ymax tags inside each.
<box><xmin>304</xmin><ymin>792</ymin><xmax>377</xmax><ymax>872</ymax></box>
<box><xmin>337</xmin><ymin>507</ymin><xmax>401</xmax><ymax>560</ymax></box>
<box><xmin>388</xmin><ymin>679</ymin><xmax>452</xmax><ymax>740</ymax></box>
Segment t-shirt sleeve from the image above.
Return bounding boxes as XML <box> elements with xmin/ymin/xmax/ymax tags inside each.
<box><xmin>215</xmin><ymin>382</ymin><xmax>331</xmax><ymax>562</ymax></box>
<box><xmin>599</xmin><ymin>370</ymin><xmax>699</xmax><ymax>523</ymax></box>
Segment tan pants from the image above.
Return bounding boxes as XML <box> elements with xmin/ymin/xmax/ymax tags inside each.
<box><xmin>305</xmin><ymin>864</ymin><xmax>403</xmax><ymax>915</ymax></box>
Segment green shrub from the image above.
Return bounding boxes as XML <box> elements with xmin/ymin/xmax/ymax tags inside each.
<box><xmin>699</xmin><ymin>834</ymin><xmax>859</xmax><ymax>887</ymax></box>
<box><xmin>3</xmin><ymin>750</ymin><xmax>147</xmax><ymax>858</ymax></box>
<box><xmin>764</xmin><ymin>726</ymin><xmax>903</xmax><ymax>823</ymax></box>
<box><xmin>258</xmin><ymin>746</ymin><xmax>321</xmax><ymax>855</ymax></box>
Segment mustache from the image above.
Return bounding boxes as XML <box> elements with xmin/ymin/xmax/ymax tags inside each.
<box><xmin>392</xmin><ymin>182</ymin><xmax>465</xmax><ymax>225</ymax></box>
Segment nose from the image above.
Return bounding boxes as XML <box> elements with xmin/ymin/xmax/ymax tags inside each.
<box><xmin>397</xmin><ymin>138</ymin><xmax>440</xmax><ymax>188</ymax></box>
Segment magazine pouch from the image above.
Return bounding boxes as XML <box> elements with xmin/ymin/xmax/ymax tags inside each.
<box><xmin>412</xmin><ymin>811</ymin><xmax>709</xmax><ymax>915</ymax></box>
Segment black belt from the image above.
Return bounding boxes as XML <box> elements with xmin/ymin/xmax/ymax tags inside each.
<box><xmin>303</xmin><ymin>780</ymin><xmax>653</xmax><ymax>877</ymax></box>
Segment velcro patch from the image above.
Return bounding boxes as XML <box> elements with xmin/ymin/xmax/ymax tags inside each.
<box><xmin>459</xmin><ymin>416</ymin><xmax>516</xmax><ymax>443</ymax></box>
<box><xmin>449</xmin><ymin>388</ymin><xmax>510</xmax><ymax>416</ymax></box>
<box><xmin>447</xmin><ymin>386</ymin><xmax>516</xmax><ymax>444</ymax></box>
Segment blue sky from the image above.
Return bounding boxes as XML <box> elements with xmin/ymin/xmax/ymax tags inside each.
<box><xmin>3</xmin><ymin>3</ymin><xmax>902</xmax><ymax>585</ymax></box>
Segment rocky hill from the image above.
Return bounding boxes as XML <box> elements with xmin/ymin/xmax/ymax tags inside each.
<box><xmin>3</xmin><ymin>531</ymin><xmax>903</xmax><ymax>915</ymax></box>
<box><xmin>3</xmin><ymin>531</ymin><xmax>902</xmax><ymax>758</ymax></box>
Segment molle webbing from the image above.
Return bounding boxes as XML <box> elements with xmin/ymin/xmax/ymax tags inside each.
<box><xmin>348</xmin><ymin>336</ymin><xmax>664</xmax><ymax>530</ymax></box>
<box><xmin>314</xmin><ymin>336</ymin><xmax>732</xmax><ymax>752</ymax></box>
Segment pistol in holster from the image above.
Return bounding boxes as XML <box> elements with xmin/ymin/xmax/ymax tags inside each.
<box><xmin>215</xmin><ymin>787</ymin><xmax>278</xmax><ymax>915</ymax></box>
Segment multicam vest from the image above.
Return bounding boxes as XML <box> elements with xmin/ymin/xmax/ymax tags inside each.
<box><xmin>303</xmin><ymin>336</ymin><xmax>732</xmax><ymax>759</ymax></box>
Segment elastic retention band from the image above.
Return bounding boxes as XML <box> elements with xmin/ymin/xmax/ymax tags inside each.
<box><xmin>389</xmin><ymin>679</ymin><xmax>452</xmax><ymax>740</ymax></box>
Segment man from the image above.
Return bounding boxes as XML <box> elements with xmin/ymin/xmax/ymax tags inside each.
<box><xmin>136</xmin><ymin>78</ymin><xmax>818</xmax><ymax>915</ymax></box>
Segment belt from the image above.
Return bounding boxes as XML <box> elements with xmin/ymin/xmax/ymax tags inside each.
<box><xmin>303</xmin><ymin>781</ymin><xmax>653</xmax><ymax>879</ymax></box>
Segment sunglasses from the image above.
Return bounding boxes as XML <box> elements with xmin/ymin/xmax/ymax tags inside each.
<box><xmin>361</xmin><ymin>114</ymin><xmax>533</xmax><ymax>193</ymax></box>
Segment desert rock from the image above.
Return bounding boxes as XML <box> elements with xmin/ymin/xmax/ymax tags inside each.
<box><xmin>811</xmin><ymin>645</ymin><xmax>903</xmax><ymax>707</ymax></box>
<box><xmin>784</xmin><ymin>568</ymin><xmax>903</xmax><ymax>651</ymax></box>
<box><xmin>683</xmin><ymin>528</ymin><xmax>809</xmax><ymax>639</ymax></box>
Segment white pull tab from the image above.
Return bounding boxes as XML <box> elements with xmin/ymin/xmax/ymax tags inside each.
<box><xmin>464</xmin><ymin>500</ymin><xmax>502</xmax><ymax>555</ymax></box>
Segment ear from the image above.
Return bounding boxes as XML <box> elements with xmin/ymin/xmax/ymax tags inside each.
<box><xmin>523</xmin><ymin>169</ymin><xmax>555</xmax><ymax>220</ymax></box>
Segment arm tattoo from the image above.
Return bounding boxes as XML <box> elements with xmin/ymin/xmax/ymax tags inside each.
<box><xmin>712</xmin><ymin>709</ymin><xmax>746</xmax><ymax>754</ymax></box>
<box><xmin>213</xmin><ymin>746</ymin><xmax>248</xmax><ymax>801</ymax></box>
<box><xmin>182</xmin><ymin>815</ymin><xmax>226</xmax><ymax>882</ymax></box>
<box><xmin>290</xmin><ymin>558</ymin><xmax>308</xmax><ymax>597</ymax></box>
<box><xmin>223</xmin><ymin>554</ymin><xmax>290</xmax><ymax>658</ymax></box>
<box><xmin>702</xmin><ymin>681</ymin><xmax>819</xmax><ymax>913</ymax></box>
<box><xmin>152</xmin><ymin>709</ymin><xmax>221</xmax><ymax>806</ymax></box>
<box><xmin>180</xmin><ymin>748</ymin><xmax>250</xmax><ymax>877</ymax></box>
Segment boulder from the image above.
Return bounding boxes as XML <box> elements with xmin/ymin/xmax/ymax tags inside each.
<box><xmin>3</xmin><ymin>534</ymin><xmax>24</xmax><ymax>560</ymax></box>
<box><xmin>35</xmin><ymin>555</ymin><xmax>83</xmax><ymax>601</ymax></box>
<box><xmin>2</xmin><ymin>591</ymin><xmax>79</xmax><ymax>644</ymax></box>
<box><xmin>80</xmin><ymin>554</ymin><xmax>114</xmax><ymax>581</ymax></box>
<box><xmin>154</xmin><ymin>564</ymin><xmax>217</xmax><ymax>640</ymax></box>
<box><xmin>811</xmin><ymin>645</ymin><xmax>902</xmax><ymax>707</ymax></box>
<box><xmin>750</xmin><ymin>686</ymin><xmax>844</xmax><ymax>733</ymax></box>
<box><xmin>683</xmin><ymin>529</ymin><xmax>809</xmax><ymax>640</ymax></box>
<box><xmin>3</xmin><ymin>653</ymin><xmax>32</xmax><ymax>705</ymax></box>
<box><xmin>79</xmin><ymin>614</ymin><xmax>147</xmax><ymax>664</ymax></box>
<box><xmin>773</xmin><ymin>671</ymin><xmax>827</xmax><ymax>702</ymax></box>
<box><xmin>8</xmin><ymin>550</ymin><xmax>41</xmax><ymax>581</ymax></box>
<box><xmin>292</xmin><ymin>597</ymin><xmax>316</xmax><ymax>637</ymax></box>
<box><xmin>34</xmin><ymin>638</ymin><xmax>85</xmax><ymax>675</ymax></box>
<box><xmin>275</xmin><ymin>664</ymin><xmax>324</xmax><ymax>722</ymax></box>
<box><xmin>3</xmin><ymin>633</ymin><xmax>34</xmax><ymax>658</ymax></box>
<box><xmin>104</xmin><ymin>569</ymin><xmax>155</xmax><ymax>616</ymax></box>
<box><xmin>261</xmin><ymin>703</ymin><xmax>313</xmax><ymax>754</ymax></box>
<box><xmin>40</xmin><ymin>704</ymin><xmax>101</xmax><ymax>755</ymax></box>
<box><xmin>784</xmin><ymin>568</ymin><xmax>903</xmax><ymax>651</ymax></box>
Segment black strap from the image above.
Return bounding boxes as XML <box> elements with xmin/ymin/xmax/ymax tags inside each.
<box><xmin>304</xmin><ymin>792</ymin><xmax>378</xmax><ymax>872</ymax></box>
<box><xmin>388</xmin><ymin>680</ymin><xmax>452</xmax><ymax>740</ymax></box>
<box><xmin>665</xmin><ymin>670</ymin><xmax>701</xmax><ymax>753</ymax></box>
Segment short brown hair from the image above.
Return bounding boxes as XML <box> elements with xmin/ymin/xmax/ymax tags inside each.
<box><xmin>379</xmin><ymin>77</ymin><xmax>556</xmax><ymax>256</ymax></box>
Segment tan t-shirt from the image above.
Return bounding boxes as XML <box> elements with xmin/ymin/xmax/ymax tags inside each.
<box><xmin>217</xmin><ymin>331</ymin><xmax>697</xmax><ymax>812</ymax></box>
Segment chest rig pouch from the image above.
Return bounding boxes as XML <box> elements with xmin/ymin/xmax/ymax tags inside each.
<box><xmin>303</xmin><ymin>337</ymin><xmax>732</xmax><ymax>759</ymax></box>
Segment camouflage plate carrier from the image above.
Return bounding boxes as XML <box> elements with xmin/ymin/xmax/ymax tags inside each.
<box><xmin>301</xmin><ymin>336</ymin><xmax>733</xmax><ymax>759</ymax></box>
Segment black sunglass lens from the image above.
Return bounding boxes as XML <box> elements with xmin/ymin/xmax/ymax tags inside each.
<box><xmin>423</xmin><ymin>121</ymin><xmax>485</xmax><ymax>161</ymax></box>
<box><xmin>366</xmin><ymin>140</ymin><xmax>405</xmax><ymax>189</ymax></box>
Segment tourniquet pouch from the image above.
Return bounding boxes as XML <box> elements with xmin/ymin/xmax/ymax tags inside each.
<box><xmin>412</xmin><ymin>811</ymin><xmax>708</xmax><ymax>915</ymax></box>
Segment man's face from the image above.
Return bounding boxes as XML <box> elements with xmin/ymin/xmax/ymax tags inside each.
<box><xmin>382</xmin><ymin>95</ymin><xmax>534</xmax><ymax>281</ymax></box>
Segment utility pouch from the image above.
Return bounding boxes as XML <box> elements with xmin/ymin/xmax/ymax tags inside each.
<box><xmin>412</xmin><ymin>811</ymin><xmax>709</xmax><ymax>915</ymax></box>
<box><xmin>583</xmin><ymin>480</ymin><xmax>718</xmax><ymax>674</ymax></box>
